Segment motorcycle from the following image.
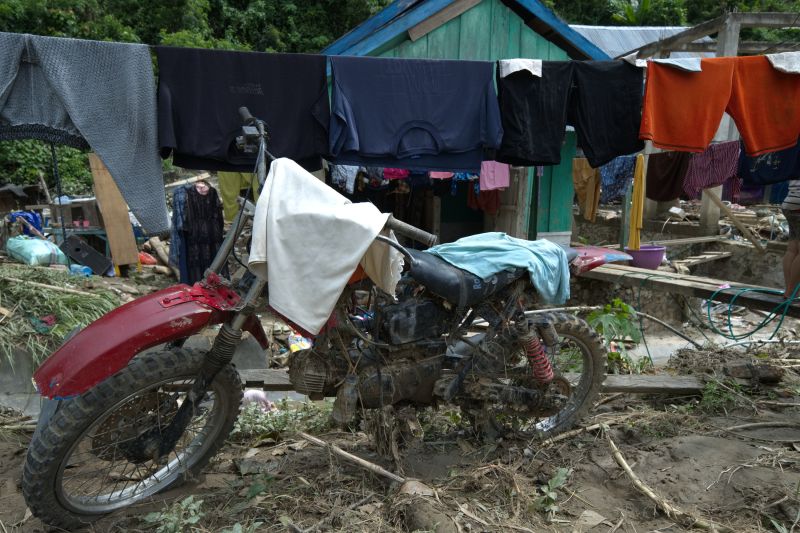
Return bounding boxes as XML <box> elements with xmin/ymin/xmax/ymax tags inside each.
<box><xmin>22</xmin><ymin>108</ymin><xmax>607</xmax><ymax>529</ymax></box>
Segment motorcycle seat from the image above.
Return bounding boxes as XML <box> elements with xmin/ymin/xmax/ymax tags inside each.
<box><xmin>407</xmin><ymin>249</ymin><xmax>525</xmax><ymax>309</ymax></box>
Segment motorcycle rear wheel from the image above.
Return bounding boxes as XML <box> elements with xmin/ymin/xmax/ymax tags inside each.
<box><xmin>22</xmin><ymin>348</ymin><xmax>242</xmax><ymax>529</ymax></box>
<box><xmin>466</xmin><ymin>312</ymin><xmax>606</xmax><ymax>439</ymax></box>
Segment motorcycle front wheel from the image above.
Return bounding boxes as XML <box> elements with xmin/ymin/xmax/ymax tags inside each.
<box><xmin>22</xmin><ymin>348</ymin><xmax>242</xmax><ymax>530</ymax></box>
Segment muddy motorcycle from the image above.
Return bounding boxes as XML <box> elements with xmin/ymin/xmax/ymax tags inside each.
<box><xmin>22</xmin><ymin>108</ymin><xmax>607</xmax><ymax>529</ymax></box>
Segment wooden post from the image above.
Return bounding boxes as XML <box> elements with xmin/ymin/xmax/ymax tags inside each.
<box><xmin>89</xmin><ymin>153</ymin><xmax>140</xmax><ymax>267</ymax></box>
<box><xmin>700</xmin><ymin>15</ymin><xmax>740</xmax><ymax>235</ymax></box>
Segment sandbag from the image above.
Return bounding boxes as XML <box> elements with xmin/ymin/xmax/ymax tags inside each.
<box><xmin>5</xmin><ymin>236</ymin><xmax>69</xmax><ymax>266</ymax></box>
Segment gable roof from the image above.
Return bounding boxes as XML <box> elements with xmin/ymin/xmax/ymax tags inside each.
<box><xmin>323</xmin><ymin>0</ymin><xmax>610</xmax><ymax>60</ymax></box>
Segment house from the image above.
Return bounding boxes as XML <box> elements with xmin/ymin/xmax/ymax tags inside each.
<box><xmin>323</xmin><ymin>0</ymin><xmax>610</xmax><ymax>244</ymax></box>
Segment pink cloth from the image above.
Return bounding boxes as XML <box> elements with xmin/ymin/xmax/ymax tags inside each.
<box><xmin>429</xmin><ymin>171</ymin><xmax>454</xmax><ymax>179</ymax></box>
<box><xmin>383</xmin><ymin>168</ymin><xmax>410</xmax><ymax>180</ymax></box>
<box><xmin>479</xmin><ymin>161</ymin><xmax>510</xmax><ymax>190</ymax></box>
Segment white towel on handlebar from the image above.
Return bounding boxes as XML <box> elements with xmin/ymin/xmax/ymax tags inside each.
<box><xmin>249</xmin><ymin>158</ymin><xmax>403</xmax><ymax>334</ymax></box>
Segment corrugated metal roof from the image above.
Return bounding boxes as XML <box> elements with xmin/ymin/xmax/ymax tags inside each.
<box><xmin>569</xmin><ymin>25</ymin><xmax>713</xmax><ymax>59</ymax></box>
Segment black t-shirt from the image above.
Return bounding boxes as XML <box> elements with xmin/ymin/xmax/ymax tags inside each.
<box><xmin>156</xmin><ymin>46</ymin><xmax>329</xmax><ymax>172</ymax></box>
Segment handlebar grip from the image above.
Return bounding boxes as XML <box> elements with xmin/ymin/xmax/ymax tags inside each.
<box><xmin>239</xmin><ymin>106</ymin><xmax>255</xmax><ymax>125</ymax></box>
<box><xmin>385</xmin><ymin>215</ymin><xmax>439</xmax><ymax>248</ymax></box>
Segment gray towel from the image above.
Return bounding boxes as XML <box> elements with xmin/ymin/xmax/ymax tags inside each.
<box><xmin>0</xmin><ymin>32</ymin><xmax>168</xmax><ymax>234</ymax></box>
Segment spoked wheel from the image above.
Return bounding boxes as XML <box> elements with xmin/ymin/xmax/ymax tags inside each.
<box><xmin>463</xmin><ymin>312</ymin><xmax>606</xmax><ymax>440</ymax></box>
<box><xmin>23</xmin><ymin>348</ymin><xmax>242</xmax><ymax>529</ymax></box>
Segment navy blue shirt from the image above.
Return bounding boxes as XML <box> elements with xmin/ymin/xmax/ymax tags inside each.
<box><xmin>739</xmin><ymin>139</ymin><xmax>800</xmax><ymax>186</ymax></box>
<box><xmin>329</xmin><ymin>56</ymin><xmax>503</xmax><ymax>173</ymax></box>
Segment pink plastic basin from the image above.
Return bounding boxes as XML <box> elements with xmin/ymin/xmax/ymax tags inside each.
<box><xmin>624</xmin><ymin>245</ymin><xmax>666</xmax><ymax>270</ymax></box>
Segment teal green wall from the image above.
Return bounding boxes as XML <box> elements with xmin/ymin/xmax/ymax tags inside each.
<box><xmin>372</xmin><ymin>0</ymin><xmax>574</xmax><ymax>237</ymax></box>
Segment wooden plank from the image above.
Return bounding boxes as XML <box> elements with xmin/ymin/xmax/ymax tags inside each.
<box><xmin>602</xmin><ymin>235</ymin><xmax>726</xmax><ymax>250</ymax></box>
<box><xmin>457</xmin><ymin>0</ymin><xmax>490</xmax><ymax>60</ymax></box>
<box><xmin>626</xmin><ymin>14</ymin><xmax>727</xmax><ymax>58</ymax></box>
<box><xmin>735</xmin><ymin>11</ymin><xmax>800</xmax><ymax>28</ymax></box>
<box><xmin>705</xmin><ymin>189</ymin><xmax>766</xmax><ymax>252</ymax></box>
<box><xmin>240</xmin><ymin>368</ymin><xmax>706</xmax><ymax>395</ymax></box>
<box><xmin>408</xmin><ymin>0</ymin><xmax>481</xmax><ymax>42</ymax></box>
<box><xmin>238</xmin><ymin>368</ymin><xmax>293</xmax><ymax>391</ymax></box>
<box><xmin>672</xmin><ymin>251</ymin><xmax>733</xmax><ymax>268</ymax></box>
<box><xmin>601</xmin><ymin>374</ymin><xmax>704</xmax><ymax>394</ymax></box>
<box><xmin>580</xmin><ymin>264</ymin><xmax>800</xmax><ymax>318</ymax></box>
<box><xmin>506</xmin><ymin>10</ymin><xmax>521</xmax><ymax>57</ymax></box>
<box><xmin>88</xmin><ymin>153</ymin><xmax>139</xmax><ymax>266</ymax></box>
<box><xmin>489</xmin><ymin>0</ymin><xmax>510</xmax><ymax>59</ymax></box>
<box><xmin>676</xmin><ymin>41</ymin><xmax>800</xmax><ymax>54</ymax></box>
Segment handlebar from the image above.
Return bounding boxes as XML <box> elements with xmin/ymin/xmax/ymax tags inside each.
<box><xmin>238</xmin><ymin>106</ymin><xmax>255</xmax><ymax>125</ymax></box>
<box><xmin>385</xmin><ymin>215</ymin><xmax>438</xmax><ymax>248</ymax></box>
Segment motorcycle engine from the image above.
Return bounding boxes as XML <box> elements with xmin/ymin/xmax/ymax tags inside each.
<box><xmin>380</xmin><ymin>298</ymin><xmax>450</xmax><ymax>344</ymax></box>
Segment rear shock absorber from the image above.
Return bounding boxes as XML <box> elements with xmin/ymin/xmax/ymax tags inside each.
<box><xmin>521</xmin><ymin>330</ymin><xmax>554</xmax><ymax>384</ymax></box>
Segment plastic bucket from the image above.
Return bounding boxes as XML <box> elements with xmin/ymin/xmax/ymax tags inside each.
<box><xmin>624</xmin><ymin>245</ymin><xmax>666</xmax><ymax>270</ymax></box>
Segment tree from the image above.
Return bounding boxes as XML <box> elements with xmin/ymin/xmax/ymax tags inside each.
<box><xmin>611</xmin><ymin>0</ymin><xmax>687</xmax><ymax>26</ymax></box>
<box><xmin>0</xmin><ymin>0</ymin><xmax>390</xmax><ymax>194</ymax></box>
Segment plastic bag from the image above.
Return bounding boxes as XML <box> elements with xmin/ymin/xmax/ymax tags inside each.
<box><xmin>5</xmin><ymin>236</ymin><xmax>69</xmax><ymax>266</ymax></box>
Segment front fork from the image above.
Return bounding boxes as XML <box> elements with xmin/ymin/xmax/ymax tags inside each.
<box><xmin>151</xmin><ymin>277</ymin><xmax>267</xmax><ymax>460</ymax></box>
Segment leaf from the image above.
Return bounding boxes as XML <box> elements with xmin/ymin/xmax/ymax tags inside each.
<box><xmin>576</xmin><ymin>509</ymin><xmax>607</xmax><ymax>528</ymax></box>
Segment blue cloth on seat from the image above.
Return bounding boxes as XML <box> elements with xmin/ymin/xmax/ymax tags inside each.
<box><xmin>425</xmin><ymin>232</ymin><xmax>569</xmax><ymax>304</ymax></box>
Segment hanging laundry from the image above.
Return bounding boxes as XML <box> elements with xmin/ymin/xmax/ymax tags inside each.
<box><xmin>218</xmin><ymin>172</ymin><xmax>259</xmax><ymax>222</ymax></box>
<box><xmin>0</xmin><ymin>32</ymin><xmax>168</xmax><ymax>234</ymax></box>
<box><xmin>157</xmin><ymin>47</ymin><xmax>329</xmax><ymax>172</ymax></box>
<box><xmin>640</xmin><ymin>56</ymin><xmax>800</xmax><ymax>156</ymax></box>
<box><xmin>330</xmin><ymin>164</ymin><xmax>360</xmax><ymax>194</ymax></box>
<box><xmin>721</xmin><ymin>175</ymin><xmax>743</xmax><ymax>203</ymax></box>
<box><xmin>451</xmin><ymin>173</ymin><xmax>478</xmax><ymax>196</ymax></box>
<box><xmin>683</xmin><ymin>141</ymin><xmax>740</xmax><ymax>198</ymax></box>
<box><xmin>429</xmin><ymin>171</ymin><xmax>454</xmax><ymax>179</ymax></box>
<box><xmin>738</xmin><ymin>138</ymin><xmax>800</xmax><ymax>186</ymax></box>
<box><xmin>767</xmin><ymin>51</ymin><xmax>800</xmax><ymax>74</ymax></box>
<box><xmin>384</xmin><ymin>168</ymin><xmax>411</xmax><ymax>180</ymax></box>
<box><xmin>599</xmin><ymin>155</ymin><xmax>636</xmax><ymax>204</ymax></box>
<box><xmin>328</xmin><ymin>56</ymin><xmax>503</xmax><ymax>172</ymax></box>
<box><xmin>467</xmin><ymin>187</ymin><xmax>501</xmax><ymax>216</ymax></box>
<box><xmin>572</xmin><ymin>158</ymin><xmax>600</xmax><ymax>222</ymax></box>
<box><xmin>495</xmin><ymin>60</ymin><xmax>644</xmax><ymax>168</ymax></box>
<box><xmin>183</xmin><ymin>183</ymin><xmax>225</xmax><ymax>285</ymax></box>
<box><xmin>169</xmin><ymin>185</ymin><xmax>191</xmax><ymax>283</ymax></box>
<box><xmin>627</xmin><ymin>154</ymin><xmax>646</xmax><ymax>251</ymax></box>
<box><xmin>645</xmin><ymin>151</ymin><xmax>693</xmax><ymax>201</ymax></box>
<box><xmin>479</xmin><ymin>160</ymin><xmax>510</xmax><ymax>191</ymax></box>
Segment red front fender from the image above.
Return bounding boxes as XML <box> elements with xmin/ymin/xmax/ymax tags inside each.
<box><xmin>33</xmin><ymin>283</ymin><xmax>269</xmax><ymax>399</ymax></box>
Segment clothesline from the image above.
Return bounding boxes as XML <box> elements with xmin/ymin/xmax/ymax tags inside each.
<box><xmin>2</xmin><ymin>29</ymin><xmax>799</xmax><ymax>237</ymax></box>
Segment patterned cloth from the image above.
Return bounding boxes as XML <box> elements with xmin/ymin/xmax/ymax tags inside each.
<box><xmin>183</xmin><ymin>186</ymin><xmax>224</xmax><ymax>285</ymax></box>
<box><xmin>330</xmin><ymin>164</ymin><xmax>360</xmax><ymax>194</ymax></box>
<box><xmin>168</xmin><ymin>185</ymin><xmax>190</xmax><ymax>282</ymax></box>
<box><xmin>683</xmin><ymin>141</ymin><xmax>741</xmax><ymax>198</ymax></box>
<box><xmin>599</xmin><ymin>155</ymin><xmax>636</xmax><ymax>203</ymax></box>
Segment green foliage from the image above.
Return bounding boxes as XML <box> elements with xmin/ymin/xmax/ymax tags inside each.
<box><xmin>588</xmin><ymin>299</ymin><xmax>647</xmax><ymax>374</ymax></box>
<box><xmin>699</xmin><ymin>379</ymin><xmax>745</xmax><ymax>413</ymax></box>
<box><xmin>0</xmin><ymin>140</ymin><xmax>93</xmax><ymax>196</ymax></box>
<box><xmin>533</xmin><ymin>467</ymin><xmax>571</xmax><ymax>518</ymax></box>
<box><xmin>143</xmin><ymin>496</ymin><xmax>205</xmax><ymax>533</ymax></box>
<box><xmin>611</xmin><ymin>0</ymin><xmax>687</xmax><ymax>26</ymax></box>
<box><xmin>231</xmin><ymin>399</ymin><xmax>332</xmax><ymax>443</ymax></box>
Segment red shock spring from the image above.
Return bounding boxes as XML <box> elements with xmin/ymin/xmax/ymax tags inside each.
<box><xmin>523</xmin><ymin>333</ymin><xmax>554</xmax><ymax>384</ymax></box>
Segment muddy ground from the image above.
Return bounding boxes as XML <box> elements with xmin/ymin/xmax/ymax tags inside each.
<box><xmin>1</xmin><ymin>346</ymin><xmax>800</xmax><ymax>532</ymax></box>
